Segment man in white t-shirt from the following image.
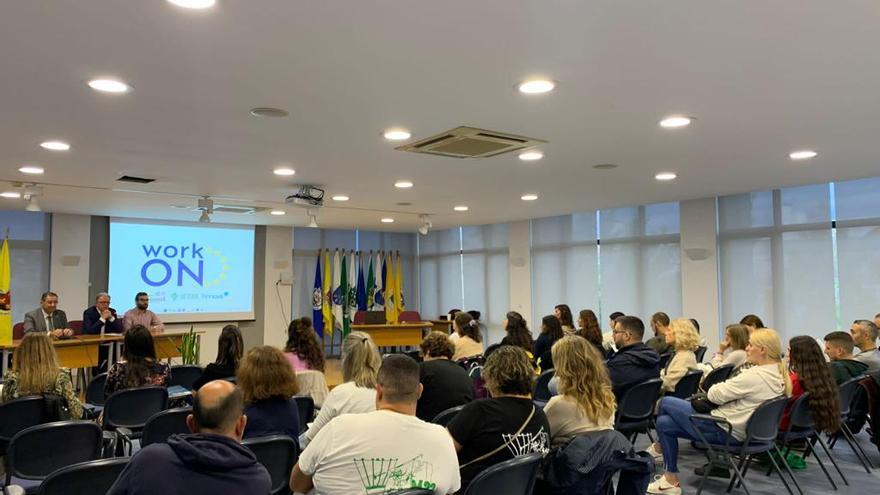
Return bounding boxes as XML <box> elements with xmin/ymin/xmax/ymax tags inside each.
<box><xmin>290</xmin><ymin>355</ymin><xmax>461</xmax><ymax>495</ymax></box>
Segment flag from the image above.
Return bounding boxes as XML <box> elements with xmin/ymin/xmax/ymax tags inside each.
<box><xmin>373</xmin><ymin>252</ymin><xmax>384</xmax><ymax>310</ymax></box>
<box><xmin>0</xmin><ymin>238</ymin><xmax>11</xmax><ymax>346</ymax></box>
<box><xmin>385</xmin><ymin>252</ymin><xmax>398</xmax><ymax>323</ymax></box>
<box><xmin>347</xmin><ymin>252</ymin><xmax>358</xmax><ymax>324</ymax></box>
<box><xmin>332</xmin><ymin>250</ymin><xmax>343</xmax><ymax>332</ymax></box>
<box><xmin>311</xmin><ymin>254</ymin><xmax>324</xmax><ymax>338</ymax></box>
<box><xmin>341</xmin><ymin>251</ymin><xmax>350</xmax><ymax>335</ymax></box>
<box><xmin>395</xmin><ymin>252</ymin><xmax>405</xmax><ymax>314</ymax></box>
<box><xmin>322</xmin><ymin>250</ymin><xmax>333</xmax><ymax>334</ymax></box>
<box><xmin>366</xmin><ymin>253</ymin><xmax>375</xmax><ymax>310</ymax></box>
<box><xmin>356</xmin><ymin>255</ymin><xmax>367</xmax><ymax>311</ymax></box>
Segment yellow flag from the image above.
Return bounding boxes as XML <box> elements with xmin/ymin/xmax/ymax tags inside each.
<box><xmin>0</xmin><ymin>238</ymin><xmax>12</xmax><ymax>345</ymax></box>
<box><xmin>395</xmin><ymin>253</ymin><xmax>405</xmax><ymax>314</ymax></box>
<box><xmin>322</xmin><ymin>250</ymin><xmax>333</xmax><ymax>334</ymax></box>
<box><xmin>385</xmin><ymin>253</ymin><xmax>398</xmax><ymax>323</ymax></box>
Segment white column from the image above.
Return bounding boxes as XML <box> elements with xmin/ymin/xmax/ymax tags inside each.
<box><xmin>50</xmin><ymin>213</ymin><xmax>92</xmax><ymax>315</ymax></box>
<box><xmin>507</xmin><ymin>220</ymin><xmax>532</xmax><ymax>326</ymax></box>
<box><xmin>679</xmin><ymin>198</ymin><xmax>721</xmax><ymax>351</ymax></box>
<box><xmin>261</xmin><ymin>225</ymin><xmax>293</xmax><ymax>348</ymax></box>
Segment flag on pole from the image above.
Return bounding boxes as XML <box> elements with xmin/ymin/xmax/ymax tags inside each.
<box><xmin>0</xmin><ymin>237</ymin><xmax>11</xmax><ymax>346</ymax></box>
<box><xmin>356</xmin><ymin>255</ymin><xmax>367</xmax><ymax>311</ymax></box>
<box><xmin>373</xmin><ymin>252</ymin><xmax>384</xmax><ymax>310</ymax></box>
<box><xmin>347</xmin><ymin>252</ymin><xmax>358</xmax><ymax>324</ymax></box>
<box><xmin>332</xmin><ymin>250</ymin><xmax>343</xmax><ymax>332</ymax></box>
<box><xmin>311</xmin><ymin>253</ymin><xmax>324</xmax><ymax>338</ymax></box>
<box><xmin>395</xmin><ymin>252</ymin><xmax>405</xmax><ymax>314</ymax></box>
<box><xmin>341</xmin><ymin>251</ymin><xmax>350</xmax><ymax>335</ymax></box>
<box><xmin>366</xmin><ymin>252</ymin><xmax>375</xmax><ymax>310</ymax></box>
<box><xmin>385</xmin><ymin>253</ymin><xmax>398</xmax><ymax>323</ymax></box>
<box><xmin>322</xmin><ymin>250</ymin><xmax>333</xmax><ymax>334</ymax></box>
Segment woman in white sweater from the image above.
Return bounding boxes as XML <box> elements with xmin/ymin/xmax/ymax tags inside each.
<box><xmin>660</xmin><ymin>319</ymin><xmax>700</xmax><ymax>393</ymax></box>
<box><xmin>702</xmin><ymin>324</ymin><xmax>749</xmax><ymax>372</ymax></box>
<box><xmin>646</xmin><ymin>328</ymin><xmax>791</xmax><ymax>495</ymax></box>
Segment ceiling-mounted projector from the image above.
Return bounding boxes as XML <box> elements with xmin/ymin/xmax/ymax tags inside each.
<box><xmin>285</xmin><ymin>185</ymin><xmax>324</xmax><ymax>207</ymax></box>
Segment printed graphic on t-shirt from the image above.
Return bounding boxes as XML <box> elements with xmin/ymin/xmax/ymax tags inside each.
<box><xmin>353</xmin><ymin>454</ymin><xmax>437</xmax><ymax>494</ymax></box>
<box><xmin>503</xmin><ymin>427</ymin><xmax>550</xmax><ymax>457</ymax></box>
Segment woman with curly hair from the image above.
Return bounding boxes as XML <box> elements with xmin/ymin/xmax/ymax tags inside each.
<box><xmin>500</xmin><ymin>311</ymin><xmax>534</xmax><ymax>354</ymax></box>
<box><xmin>545</xmin><ymin>335</ymin><xmax>615</xmax><ymax>446</ymax></box>
<box><xmin>554</xmin><ymin>304</ymin><xmax>575</xmax><ymax>334</ymax></box>
<box><xmin>780</xmin><ymin>336</ymin><xmax>840</xmax><ymax>433</ymax></box>
<box><xmin>660</xmin><ymin>318</ymin><xmax>700</xmax><ymax>392</ymax></box>
<box><xmin>575</xmin><ymin>309</ymin><xmax>605</xmax><ymax>357</ymax></box>
<box><xmin>284</xmin><ymin>317</ymin><xmax>325</xmax><ymax>372</ymax></box>
<box><xmin>238</xmin><ymin>345</ymin><xmax>301</xmax><ymax>442</ymax></box>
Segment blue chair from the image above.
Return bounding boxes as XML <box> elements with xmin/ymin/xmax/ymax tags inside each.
<box><xmin>0</xmin><ymin>397</ymin><xmax>50</xmax><ymax>458</ymax></box>
<box><xmin>614</xmin><ymin>378</ymin><xmax>663</xmax><ymax>443</ymax></box>
<box><xmin>668</xmin><ymin>369</ymin><xmax>704</xmax><ymax>399</ymax></box>
<box><xmin>168</xmin><ymin>365</ymin><xmax>203</xmax><ymax>391</ymax></box>
<box><xmin>690</xmin><ymin>396</ymin><xmax>798</xmax><ymax>495</ymax></box>
<box><xmin>658</xmin><ymin>353</ymin><xmax>674</xmax><ymax>371</ymax></box>
<box><xmin>695</xmin><ymin>346</ymin><xmax>708</xmax><ymax>362</ymax></box>
<box><xmin>6</xmin><ymin>421</ymin><xmax>103</xmax><ymax>492</ymax></box>
<box><xmin>38</xmin><ymin>457</ymin><xmax>130</xmax><ymax>495</ymax></box>
<box><xmin>432</xmin><ymin>405</ymin><xmax>466</xmax><ymax>426</ymax></box>
<box><xmin>833</xmin><ymin>377</ymin><xmax>875</xmax><ymax>473</ymax></box>
<box><xmin>463</xmin><ymin>452</ymin><xmax>543</xmax><ymax>495</ymax></box>
<box><xmin>103</xmin><ymin>386</ymin><xmax>169</xmax><ymax>455</ymax></box>
<box><xmin>141</xmin><ymin>407</ymin><xmax>192</xmax><ymax>447</ymax></box>
<box><xmin>774</xmin><ymin>393</ymin><xmax>846</xmax><ymax>491</ymax></box>
<box><xmin>701</xmin><ymin>364</ymin><xmax>734</xmax><ymax>393</ymax></box>
<box><xmin>84</xmin><ymin>373</ymin><xmax>108</xmax><ymax>418</ymax></box>
<box><xmin>294</xmin><ymin>396</ymin><xmax>315</xmax><ymax>433</ymax></box>
<box><xmin>533</xmin><ymin>369</ymin><xmax>555</xmax><ymax>407</ymax></box>
<box><xmin>243</xmin><ymin>435</ymin><xmax>299</xmax><ymax>495</ymax></box>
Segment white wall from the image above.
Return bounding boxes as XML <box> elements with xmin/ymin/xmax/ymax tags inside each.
<box><xmin>679</xmin><ymin>198</ymin><xmax>721</xmax><ymax>350</ymax></box>
<box><xmin>50</xmin><ymin>213</ymin><xmax>92</xmax><ymax>315</ymax></box>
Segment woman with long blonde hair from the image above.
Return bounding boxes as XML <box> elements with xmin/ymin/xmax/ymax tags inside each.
<box><xmin>1</xmin><ymin>332</ymin><xmax>83</xmax><ymax>419</ymax></box>
<box><xmin>660</xmin><ymin>318</ymin><xmax>700</xmax><ymax>392</ymax></box>
<box><xmin>544</xmin><ymin>335</ymin><xmax>616</xmax><ymax>446</ymax></box>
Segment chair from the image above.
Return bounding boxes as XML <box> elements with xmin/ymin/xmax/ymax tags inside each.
<box><xmin>168</xmin><ymin>365</ymin><xmax>203</xmax><ymax>391</ymax></box>
<box><xmin>13</xmin><ymin>322</ymin><xmax>25</xmax><ymax>340</ymax></box>
<box><xmin>0</xmin><ymin>397</ymin><xmax>50</xmax><ymax>457</ymax></box>
<box><xmin>833</xmin><ymin>377</ymin><xmax>876</xmax><ymax>472</ymax></box>
<box><xmin>353</xmin><ymin>310</ymin><xmax>367</xmax><ymax>324</ymax></box>
<box><xmin>68</xmin><ymin>320</ymin><xmax>84</xmax><ymax>335</ymax></box>
<box><xmin>294</xmin><ymin>396</ymin><xmax>315</xmax><ymax>433</ymax></box>
<box><xmin>462</xmin><ymin>452</ymin><xmax>543</xmax><ymax>495</ymax></box>
<box><xmin>397</xmin><ymin>311</ymin><xmax>422</xmax><ymax>323</ymax></box>
<box><xmin>701</xmin><ymin>364</ymin><xmax>734</xmax><ymax>393</ymax></box>
<box><xmin>690</xmin><ymin>396</ymin><xmax>799</xmax><ymax>495</ymax></box>
<box><xmin>774</xmin><ymin>393</ymin><xmax>846</xmax><ymax>491</ymax></box>
<box><xmin>102</xmin><ymin>386</ymin><xmax>169</xmax><ymax>455</ymax></box>
<box><xmin>6</xmin><ymin>421</ymin><xmax>103</xmax><ymax>491</ymax></box>
<box><xmin>38</xmin><ymin>457</ymin><xmax>130</xmax><ymax>495</ymax></box>
<box><xmin>83</xmin><ymin>373</ymin><xmax>108</xmax><ymax>418</ymax></box>
<box><xmin>141</xmin><ymin>407</ymin><xmax>192</xmax><ymax>447</ymax></box>
<box><xmin>695</xmin><ymin>345</ymin><xmax>708</xmax><ymax>362</ymax></box>
<box><xmin>533</xmin><ymin>369</ymin><xmax>555</xmax><ymax>407</ymax></box>
<box><xmin>614</xmin><ymin>378</ymin><xmax>663</xmax><ymax>443</ymax></box>
<box><xmin>432</xmin><ymin>404</ymin><xmax>466</xmax><ymax>426</ymax></box>
<box><xmin>243</xmin><ymin>435</ymin><xmax>299</xmax><ymax>495</ymax></box>
<box><xmin>658</xmin><ymin>352</ymin><xmax>673</xmax><ymax>371</ymax></box>
<box><xmin>668</xmin><ymin>369</ymin><xmax>704</xmax><ymax>399</ymax></box>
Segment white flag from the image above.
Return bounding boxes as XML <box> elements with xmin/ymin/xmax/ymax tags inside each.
<box><xmin>373</xmin><ymin>252</ymin><xmax>384</xmax><ymax>310</ymax></box>
<box><xmin>332</xmin><ymin>250</ymin><xmax>343</xmax><ymax>331</ymax></box>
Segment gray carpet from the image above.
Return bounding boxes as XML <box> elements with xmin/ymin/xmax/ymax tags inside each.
<box><xmin>633</xmin><ymin>431</ymin><xmax>880</xmax><ymax>494</ymax></box>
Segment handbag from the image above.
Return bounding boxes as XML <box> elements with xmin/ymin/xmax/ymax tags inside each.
<box><xmin>690</xmin><ymin>393</ymin><xmax>718</xmax><ymax>414</ymax></box>
<box><xmin>460</xmin><ymin>405</ymin><xmax>536</xmax><ymax>469</ymax></box>
<box><xmin>43</xmin><ymin>393</ymin><xmax>72</xmax><ymax>421</ymax></box>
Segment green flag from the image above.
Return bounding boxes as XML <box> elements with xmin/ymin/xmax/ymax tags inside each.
<box><xmin>366</xmin><ymin>254</ymin><xmax>375</xmax><ymax>310</ymax></box>
<box><xmin>341</xmin><ymin>251</ymin><xmax>350</xmax><ymax>336</ymax></box>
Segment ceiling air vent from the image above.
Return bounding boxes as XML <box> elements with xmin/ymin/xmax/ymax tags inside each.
<box><xmin>395</xmin><ymin>126</ymin><xmax>546</xmax><ymax>158</ymax></box>
<box><xmin>191</xmin><ymin>204</ymin><xmax>267</xmax><ymax>215</ymax></box>
<box><xmin>117</xmin><ymin>175</ymin><xmax>155</xmax><ymax>184</ymax></box>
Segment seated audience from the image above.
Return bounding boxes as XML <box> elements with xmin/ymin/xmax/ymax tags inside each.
<box><xmin>554</xmin><ymin>304</ymin><xmax>575</xmax><ymax>334</ymax></box>
<box><xmin>575</xmin><ymin>309</ymin><xmax>605</xmax><ymax>357</ymax></box>
<box><xmin>291</xmin><ymin>355</ymin><xmax>460</xmax><ymax>495</ymax></box>
<box><xmin>447</xmin><ymin>346</ymin><xmax>550</xmax><ymax>489</ymax></box>
<box><xmin>606</xmin><ymin>316</ymin><xmax>660</xmax><ymax>402</ymax></box>
<box><xmin>824</xmin><ymin>331</ymin><xmax>869</xmax><ymax>384</ymax></box>
<box><xmin>238</xmin><ymin>346</ymin><xmax>300</xmax><ymax>442</ymax></box>
<box><xmin>534</xmin><ymin>315</ymin><xmax>564</xmax><ymax>371</ymax></box>
<box><xmin>1</xmin><ymin>332</ymin><xmax>83</xmax><ymax>419</ymax></box>
<box><xmin>451</xmin><ymin>311</ymin><xmax>483</xmax><ymax>362</ymax></box>
<box><xmin>851</xmin><ymin>319</ymin><xmax>880</xmax><ymax>371</ymax></box>
<box><xmin>646</xmin><ymin>312</ymin><xmax>672</xmax><ymax>355</ymax></box>
<box><xmin>646</xmin><ymin>329</ymin><xmax>791</xmax><ymax>495</ymax></box>
<box><xmin>780</xmin><ymin>336</ymin><xmax>840</xmax><ymax>432</ymax></box>
<box><xmin>739</xmin><ymin>314</ymin><xmax>765</xmax><ymax>334</ymax></box>
<box><xmin>689</xmin><ymin>318</ymin><xmax>708</xmax><ymax>347</ymax></box>
<box><xmin>283</xmin><ymin>317</ymin><xmax>325</xmax><ymax>372</ymax></box>
<box><xmin>499</xmin><ymin>311</ymin><xmax>534</xmax><ymax>356</ymax></box>
<box><xmin>417</xmin><ymin>332</ymin><xmax>474</xmax><ymax>422</ymax></box>
<box><xmin>192</xmin><ymin>325</ymin><xmax>243</xmax><ymax>390</ymax></box>
<box><xmin>105</xmin><ymin>325</ymin><xmax>170</xmax><ymax>397</ymax></box>
<box><xmin>23</xmin><ymin>291</ymin><xmax>73</xmax><ymax>338</ymax></box>
<box><xmin>107</xmin><ymin>380</ymin><xmax>271</xmax><ymax>495</ymax></box>
<box><xmin>446</xmin><ymin>308</ymin><xmax>462</xmax><ymax>341</ymax></box>
<box><xmin>602</xmin><ymin>311</ymin><xmax>625</xmax><ymax>353</ymax></box>
<box><xmin>660</xmin><ymin>319</ymin><xmax>699</xmax><ymax>393</ymax></box>
<box><xmin>703</xmin><ymin>324</ymin><xmax>749</xmax><ymax>371</ymax></box>
<box><xmin>544</xmin><ymin>335</ymin><xmax>615</xmax><ymax>446</ymax></box>
<box><xmin>303</xmin><ymin>331</ymin><xmax>380</xmax><ymax>443</ymax></box>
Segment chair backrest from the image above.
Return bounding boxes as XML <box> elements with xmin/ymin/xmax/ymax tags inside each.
<box><xmin>141</xmin><ymin>407</ymin><xmax>192</xmax><ymax>447</ymax></box>
<box><xmin>168</xmin><ymin>365</ymin><xmax>204</xmax><ymax>390</ymax></box>
<box><xmin>294</xmin><ymin>396</ymin><xmax>315</xmax><ymax>431</ymax></box>
<box><xmin>13</xmin><ymin>322</ymin><xmax>25</xmax><ymax>340</ymax></box>
<box><xmin>432</xmin><ymin>404</ymin><xmax>466</xmax><ymax>426</ymax></box>
<box><xmin>694</xmin><ymin>346</ymin><xmax>708</xmax><ymax>362</ymax></box>
<box><xmin>701</xmin><ymin>364</ymin><xmax>734</xmax><ymax>392</ymax></box>
<box><xmin>243</xmin><ymin>435</ymin><xmax>299</xmax><ymax>495</ymax></box>
<box><xmin>38</xmin><ymin>457</ymin><xmax>130</xmax><ymax>495</ymax></box>
<box><xmin>658</xmin><ymin>353</ymin><xmax>673</xmax><ymax>371</ymax></box>
<box><xmin>353</xmin><ymin>310</ymin><xmax>367</xmax><ymax>324</ymax></box>
<box><xmin>85</xmin><ymin>373</ymin><xmax>108</xmax><ymax>407</ymax></box>
<box><xmin>616</xmin><ymin>378</ymin><xmax>664</xmax><ymax>422</ymax></box>
<box><xmin>743</xmin><ymin>396</ymin><xmax>789</xmax><ymax>444</ymax></box>
<box><xmin>0</xmin><ymin>396</ymin><xmax>50</xmax><ymax>454</ymax></box>
<box><xmin>68</xmin><ymin>320</ymin><xmax>84</xmax><ymax>335</ymax></box>
<box><xmin>669</xmin><ymin>369</ymin><xmax>704</xmax><ymax>399</ymax></box>
<box><xmin>785</xmin><ymin>392</ymin><xmax>816</xmax><ymax>431</ymax></box>
<box><xmin>463</xmin><ymin>452</ymin><xmax>543</xmax><ymax>495</ymax></box>
<box><xmin>7</xmin><ymin>421</ymin><xmax>102</xmax><ymax>482</ymax></box>
<box><xmin>103</xmin><ymin>386</ymin><xmax>169</xmax><ymax>431</ymax></box>
<box><xmin>838</xmin><ymin>376</ymin><xmax>863</xmax><ymax>416</ymax></box>
<box><xmin>533</xmin><ymin>369</ymin><xmax>555</xmax><ymax>402</ymax></box>
<box><xmin>398</xmin><ymin>311</ymin><xmax>422</xmax><ymax>323</ymax></box>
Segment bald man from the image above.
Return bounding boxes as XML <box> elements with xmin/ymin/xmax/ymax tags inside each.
<box><xmin>108</xmin><ymin>381</ymin><xmax>271</xmax><ymax>495</ymax></box>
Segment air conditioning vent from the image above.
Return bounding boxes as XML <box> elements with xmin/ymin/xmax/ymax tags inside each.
<box><xmin>395</xmin><ymin>126</ymin><xmax>546</xmax><ymax>158</ymax></box>
<box><xmin>191</xmin><ymin>204</ymin><xmax>267</xmax><ymax>215</ymax></box>
<box><xmin>117</xmin><ymin>175</ymin><xmax>155</xmax><ymax>184</ymax></box>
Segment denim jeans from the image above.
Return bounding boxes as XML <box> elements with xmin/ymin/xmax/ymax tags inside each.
<box><xmin>655</xmin><ymin>396</ymin><xmax>737</xmax><ymax>473</ymax></box>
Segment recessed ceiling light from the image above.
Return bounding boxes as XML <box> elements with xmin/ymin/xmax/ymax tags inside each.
<box><xmin>592</xmin><ymin>163</ymin><xmax>618</xmax><ymax>170</ymax></box>
<box><xmin>331</xmin><ymin>195</ymin><xmax>350</xmax><ymax>202</ymax></box>
<box><xmin>250</xmin><ymin>107</ymin><xmax>289</xmax><ymax>118</ymax></box>
<box><xmin>518</xmin><ymin>150</ymin><xmax>544</xmax><ymax>161</ymax></box>
<box><xmin>18</xmin><ymin>166</ymin><xmax>45</xmax><ymax>175</ymax></box>
<box><xmin>269</xmin><ymin>210</ymin><xmax>286</xmax><ymax>216</ymax></box>
<box><xmin>40</xmin><ymin>141</ymin><xmax>70</xmax><ymax>151</ymax></box>
<box><xmin>383</xmin><ymin>128</ymin><xmax>411</xmax><ymax>141</ymax></box>
<box><xmin>789</xmin><ymin>150</ymin><xmax>818</xmax><ymax>160</ymax></box>
<box><xmin>1</xmin><ymin>192</ymin><xmax>21</xmax><ymax>199</ymax></box>
<box><xmin>394</xmin><ymin>180</ymin><xmax>414</xmax><ymax>189</ymax></box>
<box><xmin>521</xmin><ymin>193</ymin><xmax>539</xmax><ymax>201</ymax></box>
<box><xmin>88</xmin><ymin>78</ymin><xmax>131</xmax><ymax>94</ymax></box>
<box><xmin>659</xmin><ymin>115</ymin><xmax>692</xmax><ymax>128</ymax></box>
<box><xmin>167</xmin><ymin>0</ymin><xmax>216</xmax><ymax>9</ymax></box>
<box><xmin>517</xmin><ymin>79</ymin><xmax>556</xmax><ymax>94</ymax></box>
<box><xmin>273</xmin><ymin>167</ymin><xmax>296</xmax><ymax>176</ymax></box>
<box><xmin>453</xmin><ymin>205</ymin><xmax>469</xmax><ymax>212</ymax></box>
<box><xmin>381</xmin><ymin>217</ymin><xmax>395</xmax><ymax>223</ymax></box>
<box><xmin>655</xmin><ymin>172</ymin><xmax>678</xmax><ymax>181</ymax></box>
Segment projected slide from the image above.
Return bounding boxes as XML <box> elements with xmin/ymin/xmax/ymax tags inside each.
<box><xmin>109</xmin><ymin>219</ymin><xmax>255</xmax><ymax>322</ymax></box>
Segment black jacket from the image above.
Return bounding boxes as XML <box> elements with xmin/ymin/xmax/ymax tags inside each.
<box><xmin>606</xmin><ymin>343</ymin><xmax>660</xmax><ymax>402</ymax></box>
<box><xmin>83</xmin><ymin>305</ymin><xmax>124</xmax><ymax>335</ymax></box>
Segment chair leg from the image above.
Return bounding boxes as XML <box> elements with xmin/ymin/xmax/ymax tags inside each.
<box><xmin>801</xmin><ymin>437</ymin><xmax>837</xmax><ymax>490</ymax></box>
<box><xmin>839</xmin><ymin>423</ymin><xmax>873</xmax><ymax>473</ymax></box>
<box><xmin>774</xmin><ymin>446</ymin><xmax>803</xmax><ymax>495</ymax></box>
<box><xmin>765</xmin><ymin>449</ymin><xmax>796</xmax><ymax>495</ymax></box>
<box><xmin>816</xmin><ymin>433</ymin><xmax>848</xmax><ymax>486</ymax></box>
<box><xmin>727</xmin><ymin>455</ymin><xmax>750</xmax><ymax>494</ymax></box>
<box><xmin>843</xmin><ymin>422</ymin><xmax>876</xmax><ymax>469</ymax></box>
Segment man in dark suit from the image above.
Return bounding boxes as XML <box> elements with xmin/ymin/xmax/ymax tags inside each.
<box><xmin>83</xmin><ymin>292</ymin><xmax>124</xmax><ymax>335</ymax></box>
<box><xmin>23</xmin><ymin>291</ymin><xmax>72</xmax><ymax>338</ymax></box>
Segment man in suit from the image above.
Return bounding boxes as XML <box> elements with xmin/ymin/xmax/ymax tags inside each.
<box><xmin>23</xmin><ymin>291</ymin><xmax>73</xmax><ymax>338</ymax></box>
<box><xmin>83</xmin><ymin>292</ymin><xmax>124</xmax><ymax>335</ymax></box>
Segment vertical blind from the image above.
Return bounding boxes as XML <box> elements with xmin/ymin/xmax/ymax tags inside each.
<box><xmin>0</xmin><ymin>210</ymin><xmax>51</xmax><ymax>324</ymax></box>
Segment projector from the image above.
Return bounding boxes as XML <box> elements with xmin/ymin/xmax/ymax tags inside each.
<box><xmin>285</xmin><ymin>185</ymin><xmax>324</xmax><ymax>207</ymax></box>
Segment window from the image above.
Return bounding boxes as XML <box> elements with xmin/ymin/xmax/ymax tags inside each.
<box><xmin>0</xmin><ymin>211</ymin><xmax>51</xmax><ymax>324</ymax></box>
<box><xmin>834</xmin><ymin>177</ymin><xmax>880</xmax><ymax>323</ymax></box>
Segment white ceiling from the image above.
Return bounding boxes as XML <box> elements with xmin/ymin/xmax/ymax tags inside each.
<box><xmin>1</xmin><ymin>1</ymin><xmax>879</xmax><ymax>231</ymax></box>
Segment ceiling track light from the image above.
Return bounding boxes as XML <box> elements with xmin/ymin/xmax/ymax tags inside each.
<box><xmin>197</xmin><ymin>196</ymin><xmax>213</xmax><ymax>223</ymax></box>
